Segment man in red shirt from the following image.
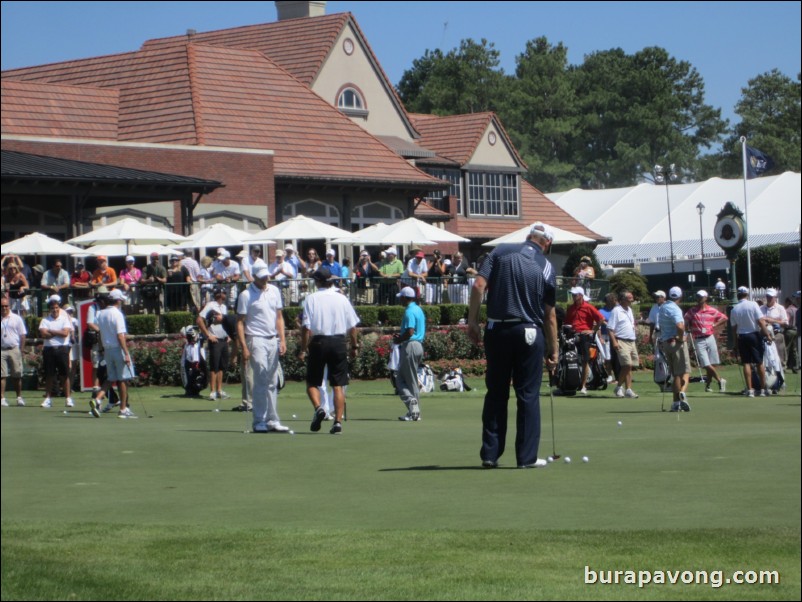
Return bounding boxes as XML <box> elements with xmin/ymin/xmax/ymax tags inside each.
<box><xmin>70</xmin><ymin>262</ymin><xmax>92</xmax><ymax>299</ymax></box>
<box><xmin>684</xmin><ymin>290</ymin><xmax>729</xmax><ymax>392</ymax></box>
<box><xmin>565</xmin><ymin>286</ymin><xmax>605</xmax><ymax>395</ymax></box>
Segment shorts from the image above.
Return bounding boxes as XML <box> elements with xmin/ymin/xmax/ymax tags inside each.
<box><xmin>207</xmin><ymin>338</ymin><xmax>230</xmax><ymax>372</ymax></box>
<box><xmin>1</xmin><ymin>347</ymin><xmax>23</xmax><ymax>379</ymax></box>
<box><xmin>693</xmin><ymin>335</ymin><xmax>720</xmax><ymax>367</ymax></box>
<box><xmin>615</xmin><ymin>340</ymin><xmax>639</xmax><ymax>367</ymax></box>
<box><xmin>737</xmin><ymin>332</ymin><xmax>764</xmax><ymax>365</ymax></box>
<box><xmin>661</xmin><ymin>338</ymin><xmax>690</xmax><ymax>376</ymax></box>
<box><xmin>104</xmin><ymin>347</ymin><xmax>131</xmax><ymax>382</ymax></box>
<box><xmin>306</xmin><ymin>335</ymin><xmax>349</xmax><ymax>388</ymax></box>
<box><xmin>576</xmin><ymin>333</ymin><xmax>594</xmax><ymax>363</ymax></box>
<box><xmin>42</xmin><ymin>346</ymin><xmax>70</xmax><ymax>380</ymax></box>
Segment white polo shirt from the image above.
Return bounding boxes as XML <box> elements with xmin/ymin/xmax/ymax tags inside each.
<box><xmin>237</xmin><ymin>283</ymin><xmax>282</xmax><ymax>337</ymax></box>
<box><xmin>2</xmin><ymin>312</ymin><xmax>27</xmax><ymax>349</ymax></box>
<box><xmin>730</xmin><ymin>299</ymin><xmax>763</xmax><ymax>334</ymax></box>
<box><xmin>199</xmin><ymin>301</ymin><xmax>229</xmax><ymax>339</ymax></box>
<box><xmin>39</xmin><ymin>312</ymin><xmax>73</xmax><ymax>347</ymax></box>
<box><xmin>607</xmin><ymin>305</ymin><xmax>637</xmax><ymax>340</ymax></box>
<box><xmin>96</xmin><ymin>305</ymin><xmax>127</xmax><ymax>349</ymax></box>
<box><xmin>301</xmin><ymin>287</ymin><xmax>360</xmax><ymax>336</ymax></box>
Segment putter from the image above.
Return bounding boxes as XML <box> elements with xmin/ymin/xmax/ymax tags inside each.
<box><xmin>128</xmin><ymin>381</ymin><xmax>152</xmax><ymax>418</ymax></box>
<box><xmin>687</xmin><ymin>335</ymin><xmax>706</xmax><ymax>383</ymax></box>
<box><xmin>548</xmin><ymin>384</ymin><xmax>560</xmax><ymax>460</ymax></box>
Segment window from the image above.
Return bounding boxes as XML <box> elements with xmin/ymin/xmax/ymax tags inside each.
<box><xmin>351</xmin><ymin>202</ymin><xmax>404</xmax><ymax>230</ymax></box>
<box><xmin>423</xmin><ymin>168</ymin><xmax>462</xmax><ymax>214</ymax></box>
<box><xmin>337</xmin><ymin>86</ymin><xmax>368</xmax><ymax>117</ymax></box>
<box><xmin>467</xmin><ymin>172</ymin><xmax>519</xmax><ymax>217</ymax></box>
<box><xmin>282</xmin><ymin>199</ymin><xmax>340</xmax><ymax>226</ymax></box>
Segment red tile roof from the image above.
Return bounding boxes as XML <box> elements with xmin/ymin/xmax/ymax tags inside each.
<box><xmin>1</xmin><ymin>80</ymin><xmax>119</xmax><ymax>140</ymax></box>
<box><xmin>456</xmin><ymin>180</ymin><xmax>605</xmax><ymax>241</ymax></box>
<box><xmin>2</xmin><ymin>43</ymin><xmax>440</xmax><ymax>187</ymax></box>
<box><xmin>414</xmin><ymin>200</ymin><xmax>451</xmax><ymax>220</ymax></box>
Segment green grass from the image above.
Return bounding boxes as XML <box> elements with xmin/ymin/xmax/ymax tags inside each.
<box><xmin>2</xmin><ymin>366</ymin><xmax>800</xmax><ymax>600</ymax></box>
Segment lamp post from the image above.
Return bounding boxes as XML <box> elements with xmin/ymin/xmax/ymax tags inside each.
<box><xmin>696</xmin><ymin>201</ymin><xmax>705</xmax><ymax>272</ymax></box>
<box><xmin>654</xmin><ymin>164</ymin><xmax>679</xmax><ymax>273</ymax></box>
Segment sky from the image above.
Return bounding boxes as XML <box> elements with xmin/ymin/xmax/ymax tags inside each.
<box><xmin>1</xmin><ymin>1</ymin><xmax>800</xmax><ymax>127</ymax></box>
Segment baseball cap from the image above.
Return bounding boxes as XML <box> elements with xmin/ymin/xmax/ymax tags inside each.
<box><xmin>384</xmin><ymin>247</ymin><xmax>397</xmax><ymax>255</ymax></box>
<box><xmin>696</xmin><ymin>290</ymin><xmax>708</xmax><ymax>298</ymax></box>
<box><xmin>46</xmin><ymin>294</ymin><xmax>61</xmax><ymax>305</ymax></box>
<box><xmin>443</xmin><ymin>259</ymin><xmax>452</xmax><ymax>266</ymax></box>
<box><xmin>95</xmin><ymin>285</ymin><xmax>109</xmax><ymax>295</ymax></box>
<box><xmin>653</xmin><ymin>290</ymin><xmax>666</xmax><ymax>298</ymax></box>
<box><xmin>284</xmin><ymin>244</ymin><xmax>295</xmax><ymax>252</ymax></box>
<box><xmin>529</xmin><ymin>221</ymin><xmax>554</xmax><ymax>242</ymax></box>
<box><xmin>359</xmin><ymin>250</ymin><xmax>369</xmax><ymax>257</ymax></box>
<box><xmin>252</xmin><ymin>260</ymin><xmax>270</xmax><ymax>279</ymax></box>
<box><xmin>669</xmin><ymin>286</ymin><xmax>683</xmax><ymax>300</ymax></box>
<box><xmin>326</xmin><ymin>248</ymin><xmax>336</xmax><ymax>257</ymax></box>
<box><xmin>396</xmin><ymin>286</ymin><xmax>416</xmax><ymax>299</ymax></box>
<box><xmin>109</xmin><ymin>289</ymin><xmax>127</xmax><ymax>302</ymax></box>
<box><xmin>415</xmin><ymin>251</ymin><xmax>425</xmax><ymax>259</ymax></box>
<box><xmin>64</xmin><ymin>305</ymin><xmax>75</xmax><ymax>313</ymax></box>
<box><xmin>569</xmin><ymin>286</ymin><xmax>585</xmax><ymax>296</ymax></box>
<box><xmin>125</xmin><ymin>255</ymin><xmax>135</xmax><ymax>263</ymax></box>
<box><xmin>312</xmin><ymin>266</ymin><xmax>333</xmax><ymax>281</ymax></box>
<box><xmin>236</xmin><ymin>250</ymin><xmax>248</xmax><ymax>258</ymax></box>
<box><xmin>217</xmin><ymin>250</ymin><xmax>231</xmax><ymax>260</ymax></box>
<box><xmin>274</xmin><ymin>249</ymin><xmax>285</xmax><ymax>257</ymax></box>
<box><xmin>96</xmin><ymin>255</ymin><xmax>107</xmax><ymax>262</ymax></box>
<box><xmin>580</xmin><ymin>255</ymin><xmax>592</xmax><ymax>263</ymax></box>
<box><xmin>737</xmin><ymin>286</ymin><xmax>749</xmax><ymax>294</ymax></box>
<box><xmin>150</xmin><ymin>251</ymin><xmax>160</xmax><ymax>258</ymax></box>
<box><xmin>765</xmin><ymin>288</ymin><xmax>778</xmax><ymax>298</ymax></box>
<box><xmin>76</xmin><ymin>262</ymin><xmax>85</xmax><ymax>269</ymax></box>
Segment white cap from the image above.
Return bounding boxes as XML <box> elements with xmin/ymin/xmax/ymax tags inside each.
<box><xmin>125</xmin><ymin>255</ymin><xmax>135</xmax><ymax>263</ymax></box>
<box><xmin>46</xmin><ymin>294</ymin><xmax>62</xmax><ymax>305</ymax></box>
<box><xmin>696</xmin><ymin>290</ymin><xmax>708</xmax><ymax>298</ymax></box>
<box><xmin>384</xmin><ymin>246</ymin><xmax>397</xmax><ymax>255</ymax></box>
<box><xmin>64</xmin><ymin>305</ymin><xmax>75</xmax><ymax>313</ymax></box>
<box><xmin>359</xmin><ymin>250</ymin><xmax>369</xmax><ymax>257</ymax></box>
<box><xmin>443</xmin><ymin>259</ymin><xmax>452</xmax><ymax>266</ymax></box>
<box><xmin>396</xmin><ymin>286</ymin><xmax>416</xmax><ymax>299</ymax></box>
<box><xmin>217</xmin><ymin>250</ymin><xmax>231</xmax><ymax>260</ymax></box>
<box><xmin>236</xmin><ymin>250</ymin><xmax>248</xmax><ymax>258</ymax></box>
<box><xmin>252</xmin><ymin>259</ymin><xmax>270</xmax><ymax>279</ymax></box>
<box><xmin>569</xmin><ymin>286</ymin><xmax>585</xmax><ymax>296</ymax></box>
<box><xmin>529</xmin><ymin>221</ymin><xmax>554</xmax><ymax>242</ymax></box>
<box><xmin>669</xmin><ymin>286</ymin><xmax>683</xmax><ymax>300</ymax></box>
<box><xmin>653</xmin><ymin>290</ymin><xmax>666</xmax><ymax>298</ymax></box>
<box><xmin>737</xmin><ymin>286</ymin><xmax>749</xmax><ymax>294</ymax></box>
<box><xmin>108</xmin><ymin>289</ymin><xmax>127</xmax><ymax>302</ymax></box>
<box><xmin>274</xmin><ymin>249</ymin><xmax>285</xmax><ymax>257</ymax></box>
<box><xmin>326</xmin><ymin>248</ymin><xmax>336</xmax><ymax>257</ymax></box>
<box><xmin>765</xmin><ymin>288</ymin><xmax>778</xmax><ymax>297</ymax></box>
<box><xmin>284</xmin><ymin>243</ymin><xmax>295</xmax><ymax>251</ymax></box>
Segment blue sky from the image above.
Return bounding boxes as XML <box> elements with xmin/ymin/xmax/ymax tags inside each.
<box><xmin>2</xmin><ymin>1</ymin><xmax>800</xmax><ymax>127</ymax></box>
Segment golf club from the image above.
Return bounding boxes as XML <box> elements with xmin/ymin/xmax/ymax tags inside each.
<box><xmin>127</xmin><ymin>381</ymin><xmax>152</xmax><ymax>418</ymax></box>
<box><xmin>548</xmin><ymin>381</ymin><xmax>560</xmax><ymax>460</ymax></box>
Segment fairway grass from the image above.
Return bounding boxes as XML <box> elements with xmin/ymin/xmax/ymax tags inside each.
<box><xmin>2</xmin><ymin>367</ymin><xmax>800</xmax><ymax>600</ymax></box>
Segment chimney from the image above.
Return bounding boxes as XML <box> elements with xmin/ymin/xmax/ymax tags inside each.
<box><xmin>275</xmin><ymin>1</ymin><xmax>326</xmax><ymax>21</ymax></box>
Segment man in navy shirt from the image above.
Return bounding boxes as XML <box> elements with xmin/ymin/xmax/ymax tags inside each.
<box><xmin>468</xmin><ymin>222</ymin><xmax>558</xmax><ymax>469</ymax></box>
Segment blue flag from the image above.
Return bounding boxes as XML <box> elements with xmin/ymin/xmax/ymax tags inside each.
<box><xmin>745</xmin><ymin>146</ymin><xmax>774</xmax><ymax>179</ymax></box>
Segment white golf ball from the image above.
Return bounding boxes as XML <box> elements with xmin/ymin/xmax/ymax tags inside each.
<box><xmin>547</xmin><ymin>456</ymin><xmax>554</xmax><ymax>463</ymax></box>
<box><xmin>289</xmin><ymin>430</ymin><xmax>295</xmax><ymax>435</ymax></box>
<box><xmin>63</xmin><ymin>410</ymin><xmax>68</xmax><ymax>415</ymax></box>
<box><xmin>564</xmin><ymin>456</ymin><xmax>572</xmax><ymax>464</ymax></box>
<box><xmin>582</xmin><ymin>456</ymin><xmax>589</xmax><ymax>463</ymax></box>
<box><xmin>617</xmin><ymin>420</ymin><xmax>623</xmax><ymax>427</ymax></box>
<box><xmin>292</xmin><ymin>414</ymin><xmax>297</xmax><ymax>419</ymax></box>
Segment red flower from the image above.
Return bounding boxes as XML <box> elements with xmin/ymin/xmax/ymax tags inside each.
<box><xmin>159</xmin><ymin>347</ymin><xmax>167</xmax><ymax>354</ymax></box>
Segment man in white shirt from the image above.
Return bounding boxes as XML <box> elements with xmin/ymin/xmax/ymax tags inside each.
<box><xmin>1</xmin><ymin>298</ymin><xmax>27</xmax><ymax>407</ymax></box>
<box><xmin>297</xmin><ymin>267</ymin><xmax>360</xmax><ymax>435</ymax></box>
<box><xmin>236</xmin><ymin>260</ymin><xmax>288</xmax><ymax>433</ymax></box>
<box><xmin>730</xmin><ymin>286</ymin><xmax>773</xmax><ymax>397</ymax></box>
<box><xmin>96</xmin><ymin>289</ymin><xmax>135</xmax><ymax>417</ymax></box>
<box><xmin>607</xmin><ymin>290</ymin><xmax>639</xmax><ymax>398</ymax></box>
<box><xmin>197</xmin><ymin>287</ymin><xmax>231</xmax><ymax>401</ymax></box>
<box><xmin>38</xmin><ymin>295</ymin><xmax>74</xmax><ymax>408</ymax></box>
<box><xmin>240</xmin><ymin>247</ymin><xmax>263</xmax><ymax>283</ymax></box>
<box><xmin>212</xmin><ymin>250</ymin><xmax>241</xmax><ymax>308</ymax></box>
<box><xmin>761</xmin><ymin>288</ymin><xmax>789</xmax><ymax>366</ymax></box>
<box><xmin>180</xmin><ymin>249</ymin><xmax>202</xmax><ymax>311</ymax></box>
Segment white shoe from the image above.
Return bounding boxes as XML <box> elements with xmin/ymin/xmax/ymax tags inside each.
<box><xmin>718</xmin><ymin>379</ymin><xmax>727</xmax><ymax>393</ymax></box>
<box><xmin>17</xmin><ymin>396</ymin><xmax>25</xmax><ymax>407</ymax></box>
<box><xmin>118</xmin><ymin>407</ymin><xmax>137</xmax><ymax>419</ymax></box>
<box><xmin>41</xmin><ymin>398</ymin><xmax>52</xmax><ymax>408</ymax></box>
<box><xmin>65</xmin><ymin>398</ymin><xmax>75</xmax><ymax>408</ymax></box>
<box><xmin>606</xmin><ymin>375</ymin><xmax>614</xmax><ymax>383</ymax></box>
<box><xmin>625</xmin><ymin>389</ymin><xmax>639</xmax><ymax>399</ymax></box>
<box><xmin>218</xmin><ymin>391</ymin><xmax>230</xmax><ymax>399</ymax></box>
<box><xmin>519</xmin><ymin>459</ymin><xmax>548</xmax><ymax>469</ymax></box>
<box><xmin>614</xmin><ymin>386</ymin><xmax>624</xmax><ymax>398</ymax></box>
<box><xmin>209</xmin><ymin>392</ymin><xmax>218</xmax><ymax>400</ymax></box>
<box><xmin>579</xmin><ymin>387</ymin><xmax>588</xmax><ymax>395</ymax></box>
<box><xmin>266</xmin><ymin>421</ymin><xmax>290</xmax><ymax>432</ymax></box>
<box><xmin>1</xmin><ymin>398</ymin><xmax>7</xmax><ymax>407</ymax></box>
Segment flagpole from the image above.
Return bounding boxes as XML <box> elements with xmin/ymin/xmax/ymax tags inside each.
<box><xmin>740</xmin><ymin>136</ymin><xmax>753</xmax><ymax>296</ymax></box>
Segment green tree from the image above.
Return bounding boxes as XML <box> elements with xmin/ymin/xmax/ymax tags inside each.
<box><xmin>608</xmin><ymin>269</ymin><xmax>650</xmax><ymax>302</ymax></box>
<box><xmin>708</xmin><ymin>70</ymin><xmax>801</xmax><ymax>178</ymax></box>
<box><xmin>735</xmin><ymin>245</ymin><xmax>782</xmax><ymax>288</ymax></box>
<box><xmin>562</xmin><ymin>246</ymin><xmax>603</xmax><ymax>280</ymax></box>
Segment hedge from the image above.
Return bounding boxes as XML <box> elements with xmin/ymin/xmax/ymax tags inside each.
<box><xmin>126</xmin><ymin>314</ymin><xmax>158</xmax><ymax>335</ymax></box>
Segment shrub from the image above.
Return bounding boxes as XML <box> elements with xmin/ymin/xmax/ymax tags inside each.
<box><xmin>440</xmin><ymin>304</ymin><xmax>468</xmax><ymax>325</ymax></box>
<box><xmin>129</xmin><ymin>337</ymin><xmax>184</xmax><ymax>386</ymax></box>
<box><xmin>282</xmin><ymin>307</ymin><xmax>303</xmax><ymax>329</ymax></box>
<box><xmin>126</xmin><ymin>314</ymin><xmax>158</xmax><ymax>335</ymax></box>
<box><xmin>421</xmin><ymin>305</ymin><xmax>441</xmax><ymax>326</ymax></box>
<box><xmin>163</xmin><ymin>311</ymin><xmax>195</xmax><ymax>334</ymax></box>
<box><xmin>355</xmin><ymin>306</ymin><xmax>380</xmax><ymax>327</ymax></box>
<box><xmin>379</xmin><ymin>306</ymin><xmax>405</xmax><ymax>327</ymax></box>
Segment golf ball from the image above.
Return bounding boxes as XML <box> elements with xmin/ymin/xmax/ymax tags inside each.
<box><xmin>289</xmin><ymin>430</ymin><xmax>295</xmax><ymax>435</ymax></box>
<box><xmin>63</xmin><ymin>410</ymin><xmax>68</xmax><ymax>415</ymax></box>
<box><xmin>547</xmin><ymin>456</ymin><xmax>554</xmax><ymax>463</ymax></box>
<box><xmin>617</xmin><ymin>420</ymin><xmax>623</xmax><ymax>426</ymax></box>
<box><xmin>292</xmin><ymin>414</ymin><xmax>297</xmax><ymax>419</ymax></box>
<box><xmin>564</xmin><ymin>456</ymin><xmax>572</xmax><ymax>464</ymax></box>
<box><xmin>582</xmin><ymin>456</ymin><xmax>589</xmax><ymax>463</ymax></box>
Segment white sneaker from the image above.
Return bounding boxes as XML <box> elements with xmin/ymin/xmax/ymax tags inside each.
<box><xmin>744</xmin><ymin>389</ymin><xmax>755</xmax><ymax>398</ymax></box>
<box><xmin>65</xmin><ymin>398</ymin><xmax>75</xmax><ymax>408</ymax></box>
<box><xmin>409</xmin><ymin>399</ymin><xmax>420</xmax><ymax>421</ymax></box>
<box><xmin>1</xmin><ymin>398</ymin><xmax>7</xmax><ymax>407</ymax></box>
<box><xmin>614</xmin><ymin>386</ymin><xmax>624</xmax><ymax>398</ymax></box>
<box><xmin>718</xmin><ymin>379</ymin><xmax>727</xmax><ymax>393</ymax></box>
<box><xmin>266</xmin><ymin>421</ymin><xmax>290</xmax><ymax>432</ymax></box>
<box><xmin>118</xmin><ymin>407</ymin><xmax>137</xmax><ymax>419</ymax></box>
<box><xmin>209</xmin><ymin>392</ymin><xmax>218</xmax><ymax>400</ymax></box>
<box><xmin>41</xmin><ymin>398</ymin><xmax>52</xmax><ymax>408</ymax></box>
<box><xmin>625</xmin><ymin>389</ymin><xmax>639</xmax><ymax>399</ymax></box>
<box><xmin>17</xmin><ymin>396</ymin><xmax>25</xmax><ymax>407</ymax></box>
<box><xmin>579</xmin><ymin>387</ymin><xmax>588</xmax><ymax>395</ymax></box>
<box><xmin>218</xmin><ymin>391</ymin><xmax>230</xmax><ymax>399</ymax></box>
<box><xmin>606</xmin><ymin>375</ymin><xmax>614</xmax><ymax>383</ymax></box>
<box><xmin>519</xmin><ymin>459</ymin><xmax>548</xmax><ymax>469</ymax></box>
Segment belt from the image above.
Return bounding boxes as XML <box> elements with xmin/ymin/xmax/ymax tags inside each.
<box><xmin>248</xmin><ymin>334</ymin><xmax>276</xmax><ymax>339</ymax></box>
<box><xmin>312</xmin><ymin>334</ymin><xmax>345</xmax><ymax>340</ymax></box>
<box><xmin>488</xmin><ymin>318</ymin><xmax>523</xmax><ymax>324</ymax></box>
<box><xmin>2</xmin><ymin>346</ymin><xmax>18</xmax><ymax>351</ymax></box>
<box><xmin>694</xmin><ymin>335</ymin><xmax>711</xmax><ymax>339</ymax></box>
<box><xmin>618</xmin><ymin>339</ymin><xmax>635</xmax><ymax>342</ymax></box>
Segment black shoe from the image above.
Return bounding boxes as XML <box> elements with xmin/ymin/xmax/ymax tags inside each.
<box><xmin>311</xmin><ymin>406</ymin><xmax>326</xmax><ymax>432</ymax></box>
<box><xmin>481</xmin><ymin>460</ymin><xmax>498</xmax><ymax>469</ymax></box>
<box><xmin>330</xmin><ymin>422</ymin><xmax>342</xmax><ymax>435</ymax></box>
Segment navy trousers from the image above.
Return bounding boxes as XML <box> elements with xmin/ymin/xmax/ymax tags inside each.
<box><xmin>481</xmin><ymin>322</ymin><xmax>544</xmax><ymax>466</ymax></box>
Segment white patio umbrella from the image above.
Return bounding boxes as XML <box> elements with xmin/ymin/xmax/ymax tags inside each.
<box><xmin>483</xmin><ymin>224</ymin><xmax>595</xmax><ymax>247</ymax></box>
<box><xmin>184</xmin><ymin>223</ymin><xmax>274</xmax><ymax>249</ymax></box>
<box><xmin>331</xmin><ymin>223</ymin><xmax>403</xmax><ymax>245</ymax></box>
<box><xmin>73</xmin><ymin>243</ymin><xmax>182</xmax><ymax>258</ymax></box>
<box><xmin>343</xmin><ymin>217</ymin><xmax>469</xmax><ymax>246</ymax></box>
<box><xmin>1</xmin><ymin>232</ymin><xmax>85</xmax><ymax>256</ymax></box>
<box><xmin>67</xmin><ymin>218</ymin><xmax>190</xmax><ymax>252</ymax></box>
<box><xmin>244</xmin><ymin>215</ymin><xmax>352</xmax><ymax>243</ymax></box>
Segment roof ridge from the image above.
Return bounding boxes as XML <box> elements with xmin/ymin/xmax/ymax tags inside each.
<box><xmin>186</xmin><ymin>44</ymin><xmax>205</xmax><ymax>146</ymax></box>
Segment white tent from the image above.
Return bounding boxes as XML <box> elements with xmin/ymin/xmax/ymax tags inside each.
<box><xmin>548</xmin><ymin>172</ymin><xmax>801</xmax><ymax>265</ymax></box>
<box><xmin>1</xmin><ymin>232</ymin><xmax>85</xmax><ymax>256</ymax></box>
<box><xmin>483</xmin><ymin>224</ymin><xmax>595</xmax><ymax>247</ymax></box>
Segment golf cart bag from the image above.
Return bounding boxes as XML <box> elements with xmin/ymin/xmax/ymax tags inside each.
<box><xmin>751</xmin><ymin>339</ymin><xmax>783</xmax><ymax>392</ymax></box>
<box><xmin>585</xmin><ymin>335</ymin><xmax>609</xmax><ymax>390</ymax></box>
<box><xmin>554</xmin><ymin>325</ymin><xmax>582</xmax><ymax>396</ymax></box>
<box><xmin>181</xmin><ymin>326</ymin><xmax>208</xmax><ymax>396</ymax></box>
<box><xmin>439</xmin><ymin>367</ymin><xmax>472</xmax><ymax>392</ymax></box>
<box><xmin>653</xmin><ymin>344</ymin><xmax>672</xmax><ymax>392</ymax></box>
<box><xmin>418</xmin><ymin>364</ymin><xmax>435</xmax><ymax>394</ymax></box>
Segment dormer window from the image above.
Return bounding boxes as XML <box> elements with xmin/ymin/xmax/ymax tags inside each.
<box><xmin>337</xmin><ymin>85</ymin><xmax>368</xmax><ymax>117</ymax></box>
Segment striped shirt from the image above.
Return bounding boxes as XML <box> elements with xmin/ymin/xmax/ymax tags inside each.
<box><xmin>684</xmin><ymin>304</ymin><xmax>727</xmax><ymax>338</ymax></box>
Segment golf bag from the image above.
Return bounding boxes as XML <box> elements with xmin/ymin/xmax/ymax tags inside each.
<box><xmin>418</xmin><ymin>364</ymin><xmax>435</xmax><ymax>394</ymax></box>
<box><xmin>585</xmin><ymin>334</ymin><xmax>608</xmax><ymax>390</ymax></box>
<box><xmin>180</xmin><ymin>326</ymin><xmax>208</xmax><ymax>396</ymax></box>
<box><xmin>439</xmin><ymin>367</ymin><xmax>472</xmax><ymax>392</ymax></box>
<box><xmin>554</xmin><ymin>325</ymin><xmax>582</xmax><ymax>396</ymax></box>
<box><xmin>653</xmin><ymin>344</ymin><xmax>672</xmax><ymax>391</ymax></box>
<box><xmin>751</xmin><ymin>339</ymin><xmax>783</xmax><ymax>392</ymax></box>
